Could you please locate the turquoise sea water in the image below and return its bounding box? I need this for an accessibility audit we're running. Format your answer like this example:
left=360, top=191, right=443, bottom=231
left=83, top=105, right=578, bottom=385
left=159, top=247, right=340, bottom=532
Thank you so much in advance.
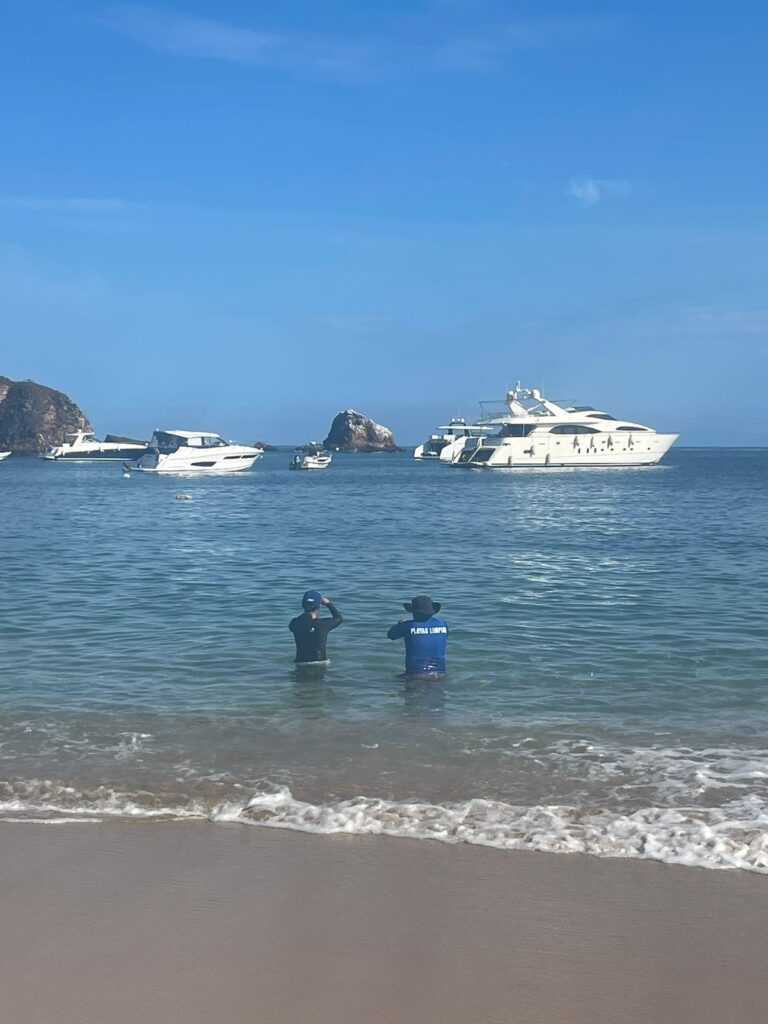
left=1, top=450, right=767, bottom=870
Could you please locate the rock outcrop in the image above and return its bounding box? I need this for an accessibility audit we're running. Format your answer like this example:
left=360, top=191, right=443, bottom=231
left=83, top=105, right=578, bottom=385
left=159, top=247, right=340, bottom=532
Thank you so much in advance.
left=0, top=376, right=91, bottom=454
left=323, top=410, right=398, bottom=452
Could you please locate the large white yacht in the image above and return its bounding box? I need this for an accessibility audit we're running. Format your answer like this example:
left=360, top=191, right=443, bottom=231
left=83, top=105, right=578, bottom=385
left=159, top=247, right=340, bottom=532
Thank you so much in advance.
left=124, top=430, right=263, bottom=474
left=450, top=384, right=678, bottom=469
left=414, top=418, right=492, bottom=459
left=40, top=430, right=147, bottom=462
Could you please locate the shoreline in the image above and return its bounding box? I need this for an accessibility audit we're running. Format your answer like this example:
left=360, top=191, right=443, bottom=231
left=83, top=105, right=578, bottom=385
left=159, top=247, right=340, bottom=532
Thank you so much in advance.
left=3, top=778, right=766, bottom=874
left=2, top=822, right=767, bottom=1024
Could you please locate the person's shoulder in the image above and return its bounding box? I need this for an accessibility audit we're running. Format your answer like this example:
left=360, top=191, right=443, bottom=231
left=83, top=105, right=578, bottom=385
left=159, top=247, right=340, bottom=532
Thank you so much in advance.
left=388, top=618, right=410, bottom=635
left=288, top=614, right=303, bottom=630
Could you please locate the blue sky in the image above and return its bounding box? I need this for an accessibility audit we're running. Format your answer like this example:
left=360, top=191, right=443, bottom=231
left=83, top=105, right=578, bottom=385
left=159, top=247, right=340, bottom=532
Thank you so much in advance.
left=1, top=0, right=766, bottom=443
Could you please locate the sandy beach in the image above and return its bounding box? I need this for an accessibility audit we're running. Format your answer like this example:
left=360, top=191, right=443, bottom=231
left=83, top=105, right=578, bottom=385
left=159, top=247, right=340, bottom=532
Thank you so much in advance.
left=1, top=823, right=766, bottom=1024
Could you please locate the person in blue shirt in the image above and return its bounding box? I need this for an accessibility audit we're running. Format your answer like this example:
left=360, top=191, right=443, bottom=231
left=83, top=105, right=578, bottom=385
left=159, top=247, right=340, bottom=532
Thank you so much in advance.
left=387, top=595, right=448, bottom=682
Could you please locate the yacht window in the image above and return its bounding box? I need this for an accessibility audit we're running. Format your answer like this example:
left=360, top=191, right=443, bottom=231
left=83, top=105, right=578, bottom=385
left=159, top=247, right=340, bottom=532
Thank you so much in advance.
left=587, top=413, right=616, bottom=420
left=499, top=423, right=537, bottom=437
left=201, top=435, right=226, bottom=448
left=549, top=424, right=601, bottom=434
left=617, top=426, right=649, bottom=431
left=154, top=432, right=184, bottom=451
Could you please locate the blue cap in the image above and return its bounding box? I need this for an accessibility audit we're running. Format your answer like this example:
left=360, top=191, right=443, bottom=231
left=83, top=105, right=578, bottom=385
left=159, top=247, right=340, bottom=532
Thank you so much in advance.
left=302, top=590, right=323, bottom=610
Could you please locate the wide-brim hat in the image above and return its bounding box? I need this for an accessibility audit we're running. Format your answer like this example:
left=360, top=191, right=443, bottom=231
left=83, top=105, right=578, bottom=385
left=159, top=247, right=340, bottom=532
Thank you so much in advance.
left=404, top=595, right=441, bottom=616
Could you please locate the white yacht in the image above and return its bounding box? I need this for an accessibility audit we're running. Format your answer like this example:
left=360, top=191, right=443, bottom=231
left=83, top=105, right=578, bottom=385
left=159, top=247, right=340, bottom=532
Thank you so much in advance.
left=451, top=384, right=678, bottom=469
left=40, top=430, right=146, bottom=462
left=0, top=451, right=10, bottom=462
left=124, top=430, right=263, bottom=474
left=414, top=418, right=492, bottom=459
left=289, top=451, right=333, bottom=471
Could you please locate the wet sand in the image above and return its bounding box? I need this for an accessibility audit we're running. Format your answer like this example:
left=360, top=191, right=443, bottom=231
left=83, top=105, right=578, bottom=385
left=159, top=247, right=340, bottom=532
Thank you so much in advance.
left=1, top=822, right=766, bottom=1024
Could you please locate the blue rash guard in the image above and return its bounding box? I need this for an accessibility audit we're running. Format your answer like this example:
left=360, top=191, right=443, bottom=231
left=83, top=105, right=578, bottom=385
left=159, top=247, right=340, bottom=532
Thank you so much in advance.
left=387, top=616, right=448, bottom=676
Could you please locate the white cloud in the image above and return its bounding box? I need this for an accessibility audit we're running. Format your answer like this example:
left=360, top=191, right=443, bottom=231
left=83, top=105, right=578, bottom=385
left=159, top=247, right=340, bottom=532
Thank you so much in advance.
left=430, top=16, right=618, bottom=72
left=106, top=5, right=372, bottom=81
left=567, top=177, right=633, bottom=207
left=105, top=5, right=618, bottom=81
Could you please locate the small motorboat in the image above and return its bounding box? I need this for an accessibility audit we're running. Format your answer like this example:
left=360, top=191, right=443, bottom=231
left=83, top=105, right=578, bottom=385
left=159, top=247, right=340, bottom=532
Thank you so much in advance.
left=289, top=451, right=333, bottom=471
left=0, top=451, right=11, bottom=462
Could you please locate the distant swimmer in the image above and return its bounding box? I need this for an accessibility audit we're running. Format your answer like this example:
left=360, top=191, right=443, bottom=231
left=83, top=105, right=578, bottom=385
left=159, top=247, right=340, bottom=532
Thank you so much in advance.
left=289, top=590, right=343, bottom=667
left=387, top=595, right=448, bottom=682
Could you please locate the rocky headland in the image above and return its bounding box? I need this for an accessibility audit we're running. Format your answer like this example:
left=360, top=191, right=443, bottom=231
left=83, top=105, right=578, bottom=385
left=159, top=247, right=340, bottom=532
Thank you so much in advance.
left=0, top=376, right=91, bottom=454
left=323, top=410, right=398, bottom=452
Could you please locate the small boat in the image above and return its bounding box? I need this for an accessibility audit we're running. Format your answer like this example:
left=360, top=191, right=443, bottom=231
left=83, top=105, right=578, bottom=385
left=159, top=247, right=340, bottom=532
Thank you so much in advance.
left=40, top=430, right=146, bottom=462
left=0, top=451, right=11, bottom=461
left=124, top=430, right=263, bottom=474
left=289, top=452, right=333, bottom=471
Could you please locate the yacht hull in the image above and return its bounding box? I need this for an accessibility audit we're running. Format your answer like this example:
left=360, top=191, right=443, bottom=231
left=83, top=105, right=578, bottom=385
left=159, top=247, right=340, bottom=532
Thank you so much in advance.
left=453, top=433, right=678, bottom=468
left=41, top=447, right=147, bottom=462
left=125, top=454, right=261, bottom=473
left=439, top=437, right=471, bottom=462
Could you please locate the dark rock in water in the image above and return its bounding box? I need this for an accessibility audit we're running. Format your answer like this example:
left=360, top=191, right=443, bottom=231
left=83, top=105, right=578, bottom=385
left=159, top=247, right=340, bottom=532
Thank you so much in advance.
left=323, top=410, right=398, bottom=452
left=0, top=375, right=91, bottom=454
left=253, top=441, right=279, bottom=452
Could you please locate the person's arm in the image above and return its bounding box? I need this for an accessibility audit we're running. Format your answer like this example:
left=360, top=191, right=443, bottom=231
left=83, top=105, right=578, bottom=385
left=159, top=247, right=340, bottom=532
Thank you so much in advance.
left=322, top=597, right=343, bottom=630
left=387, top=620, right=408, bottom=640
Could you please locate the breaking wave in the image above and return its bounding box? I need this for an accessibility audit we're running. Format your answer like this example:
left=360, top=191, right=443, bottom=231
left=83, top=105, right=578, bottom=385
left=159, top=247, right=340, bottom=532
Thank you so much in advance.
left=2, top=779, right=767, bottom=874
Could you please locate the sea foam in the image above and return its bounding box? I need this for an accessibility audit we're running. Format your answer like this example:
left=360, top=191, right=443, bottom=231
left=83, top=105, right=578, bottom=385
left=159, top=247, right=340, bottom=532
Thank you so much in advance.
left=2, top=779, right=767, bottom=874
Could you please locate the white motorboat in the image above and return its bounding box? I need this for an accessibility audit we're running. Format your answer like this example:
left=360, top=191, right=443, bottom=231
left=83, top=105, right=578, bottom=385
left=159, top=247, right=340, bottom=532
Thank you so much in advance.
left=40, top=430, right=146, bottom=462
left=290, top=451, right=332, bottom=471
left=451, top=383, right=678, bottom=469
left=414, top=418, right=492, bottom=459
left=0, top=451, right=10, bottom=461
left=124, top=430, right=263, bottom=474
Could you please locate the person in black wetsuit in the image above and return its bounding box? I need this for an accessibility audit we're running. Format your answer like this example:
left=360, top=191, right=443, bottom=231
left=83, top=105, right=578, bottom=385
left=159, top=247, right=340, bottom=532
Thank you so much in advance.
left=289, top=590, right=343, bottom=666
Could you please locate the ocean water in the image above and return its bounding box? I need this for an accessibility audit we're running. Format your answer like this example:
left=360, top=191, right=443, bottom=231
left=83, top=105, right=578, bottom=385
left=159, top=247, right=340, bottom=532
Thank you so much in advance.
left=1, top=449, right=768, bottom=871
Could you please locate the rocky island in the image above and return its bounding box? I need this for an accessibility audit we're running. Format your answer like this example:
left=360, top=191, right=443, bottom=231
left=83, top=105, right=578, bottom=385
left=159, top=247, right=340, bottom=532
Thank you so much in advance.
left=323, top=410, right=399, bottom=452
left=0, top=376, right=91, bottom=454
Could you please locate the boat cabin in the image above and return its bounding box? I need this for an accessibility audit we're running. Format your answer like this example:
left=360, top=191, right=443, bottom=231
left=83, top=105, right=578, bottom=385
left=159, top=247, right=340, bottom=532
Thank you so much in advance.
left=149, top=430, right=229, bottom=452
left=63, top=431, right=97, bottom=445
